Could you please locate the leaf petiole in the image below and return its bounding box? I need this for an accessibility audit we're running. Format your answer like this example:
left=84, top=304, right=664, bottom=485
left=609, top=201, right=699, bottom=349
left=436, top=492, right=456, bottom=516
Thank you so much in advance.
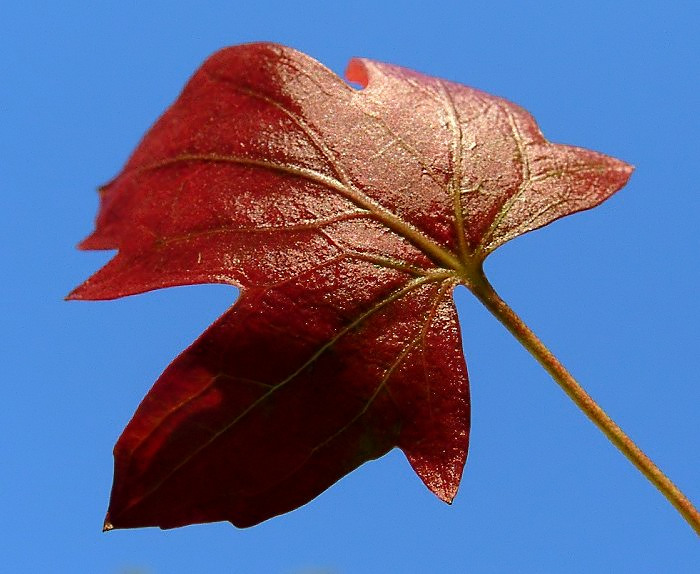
left=467, top=266, right=700, bottom=535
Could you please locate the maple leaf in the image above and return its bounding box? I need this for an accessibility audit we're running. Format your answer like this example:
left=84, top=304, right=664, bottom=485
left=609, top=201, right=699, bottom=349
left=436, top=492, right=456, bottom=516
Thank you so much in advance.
left=69, top=43, right=632, bottom=530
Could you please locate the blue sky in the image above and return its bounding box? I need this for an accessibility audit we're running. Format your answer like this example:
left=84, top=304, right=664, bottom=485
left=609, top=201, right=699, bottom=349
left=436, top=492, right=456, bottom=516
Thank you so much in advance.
left=2, top=1, right=698, bottom=572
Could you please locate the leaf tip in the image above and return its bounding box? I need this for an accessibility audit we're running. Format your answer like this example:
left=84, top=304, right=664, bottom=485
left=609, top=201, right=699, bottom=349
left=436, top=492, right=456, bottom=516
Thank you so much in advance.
left=434, top=484, right=458, bottom=505
left=75, top=234, right=108, bottom=251
left=608, top=155, right=635, bottom=182
left=407, top=455, right=463, bottom=505
left=618, top=159, right=635, bottom=179
left=64, top=290, right=79, bottom=301
left=607, top=158, right=635, bottom=200
left=344, top=58, right=369, bottom=89
left=65, top=284, right=87, bottom=301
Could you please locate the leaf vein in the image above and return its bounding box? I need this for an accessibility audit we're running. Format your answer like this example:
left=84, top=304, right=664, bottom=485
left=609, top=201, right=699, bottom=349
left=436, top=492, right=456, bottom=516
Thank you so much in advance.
left=476, top=104, right=533, bottom=254
left=134, top=153, right=463, bottom=271
left=439, top=81, right=469, bottom=259
left=304, top=279, right=452, bottom=462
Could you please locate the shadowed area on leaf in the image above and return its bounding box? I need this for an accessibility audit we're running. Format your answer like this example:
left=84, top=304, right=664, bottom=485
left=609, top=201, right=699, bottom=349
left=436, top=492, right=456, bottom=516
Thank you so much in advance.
left=105, top=259, right=469, bottom=528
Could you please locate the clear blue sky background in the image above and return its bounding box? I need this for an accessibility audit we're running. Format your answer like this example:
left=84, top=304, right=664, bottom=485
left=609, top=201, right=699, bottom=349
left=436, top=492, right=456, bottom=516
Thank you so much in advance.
left=2, top=1, right=698, bottom=572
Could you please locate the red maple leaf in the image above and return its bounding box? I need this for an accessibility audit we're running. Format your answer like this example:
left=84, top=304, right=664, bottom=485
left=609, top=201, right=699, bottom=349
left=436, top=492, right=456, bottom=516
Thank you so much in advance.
left=69, top=43, right=632, bottom=530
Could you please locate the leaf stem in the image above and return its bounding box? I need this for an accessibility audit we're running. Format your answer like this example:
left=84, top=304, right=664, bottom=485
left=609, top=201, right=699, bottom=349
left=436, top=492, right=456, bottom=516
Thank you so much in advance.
left=468, top=267, right=700, bottom=535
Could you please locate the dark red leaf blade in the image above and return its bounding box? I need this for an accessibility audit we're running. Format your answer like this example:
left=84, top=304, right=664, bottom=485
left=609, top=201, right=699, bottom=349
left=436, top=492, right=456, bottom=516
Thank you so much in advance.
left=102, top=269, right=468, bottom=529
left=69, top=43, right=632, bottom=529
